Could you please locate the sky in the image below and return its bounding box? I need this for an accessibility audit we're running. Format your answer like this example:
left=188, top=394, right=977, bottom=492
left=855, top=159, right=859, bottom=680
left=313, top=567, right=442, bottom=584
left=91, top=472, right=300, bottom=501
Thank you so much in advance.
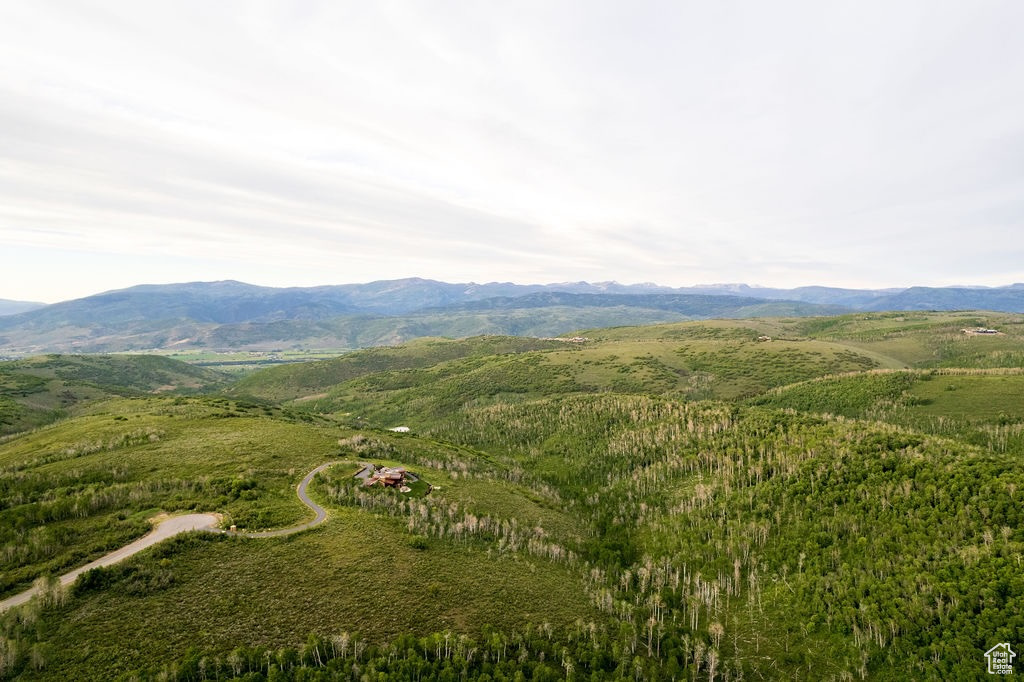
left=2, top=1, right=1024, bottom=303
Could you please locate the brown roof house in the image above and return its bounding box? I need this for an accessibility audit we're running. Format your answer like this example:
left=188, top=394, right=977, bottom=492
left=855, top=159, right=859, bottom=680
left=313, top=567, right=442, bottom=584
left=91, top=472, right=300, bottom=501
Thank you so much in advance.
left=364, top=466, right=407, bottom=488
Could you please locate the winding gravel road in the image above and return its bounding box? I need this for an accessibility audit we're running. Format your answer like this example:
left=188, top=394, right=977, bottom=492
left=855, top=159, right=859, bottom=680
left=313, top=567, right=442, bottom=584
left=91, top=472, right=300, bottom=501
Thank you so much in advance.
left=0, top=460, right=341, bottom=613
left=229, top=460, right=338, bottom=538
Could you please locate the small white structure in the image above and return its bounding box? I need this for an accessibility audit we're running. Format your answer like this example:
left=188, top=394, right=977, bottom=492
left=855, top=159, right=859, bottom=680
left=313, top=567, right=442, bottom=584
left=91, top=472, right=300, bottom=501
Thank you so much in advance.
left=388, top=426, right=410, bottom=433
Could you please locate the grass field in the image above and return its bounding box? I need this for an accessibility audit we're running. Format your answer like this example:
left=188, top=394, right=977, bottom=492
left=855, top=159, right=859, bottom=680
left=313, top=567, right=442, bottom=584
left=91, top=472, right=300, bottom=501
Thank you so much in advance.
left=0, top=396, right=343, bottom=598
left=22, top=511, right=597, bottom=679
left=752, top=367, right=1024, bottom=461
left=796, top=311, right=1024, bottom=367
left=0, top=401, right=600, bottom=678
left=228, top=336, right=568, bottom=403
left=907, top=371, right=1024, bottom=418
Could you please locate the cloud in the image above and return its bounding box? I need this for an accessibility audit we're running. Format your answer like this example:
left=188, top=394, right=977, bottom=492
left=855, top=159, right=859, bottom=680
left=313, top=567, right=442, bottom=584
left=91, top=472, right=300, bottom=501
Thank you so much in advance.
left=2, top=0, right=1024, bottom=300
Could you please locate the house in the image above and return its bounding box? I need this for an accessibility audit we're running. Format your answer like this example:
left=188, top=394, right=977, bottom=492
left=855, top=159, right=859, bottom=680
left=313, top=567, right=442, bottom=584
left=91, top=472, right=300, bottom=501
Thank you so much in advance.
left=379, top=467, right=407, bottom=487
left=363, top=466, right=408, bottom=488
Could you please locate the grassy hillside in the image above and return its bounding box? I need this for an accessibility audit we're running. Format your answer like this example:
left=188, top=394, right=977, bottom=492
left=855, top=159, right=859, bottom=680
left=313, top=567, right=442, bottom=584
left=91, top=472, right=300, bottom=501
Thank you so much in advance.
left=0, top=354, right=229, bottom=436
left=6, top=394, right=1014, bottom=679
left=0, top=401, right=599, bottom=678
left=752, top=368, right=1024, bottom=456
left=32, top=517, right=593, bottom=678
left=797, top=311, right=1024, bottom=367
left=2, top=311, right=1024, bottom=679
left=0, top=396, right=338, bottom=598
left=257, top=322, right=889, bottom=428
left=229, top=336, right=568, bottom=402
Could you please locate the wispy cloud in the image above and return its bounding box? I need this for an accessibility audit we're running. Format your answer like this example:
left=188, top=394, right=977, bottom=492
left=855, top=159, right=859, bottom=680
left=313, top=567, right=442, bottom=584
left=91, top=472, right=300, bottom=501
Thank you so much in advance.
left=2, top=1, right=1024, bottom=301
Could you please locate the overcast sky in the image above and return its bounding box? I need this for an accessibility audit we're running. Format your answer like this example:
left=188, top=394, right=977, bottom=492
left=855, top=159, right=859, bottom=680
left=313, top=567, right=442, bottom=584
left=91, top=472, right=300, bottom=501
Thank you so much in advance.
left=2, top=1, right=1024, bottom=302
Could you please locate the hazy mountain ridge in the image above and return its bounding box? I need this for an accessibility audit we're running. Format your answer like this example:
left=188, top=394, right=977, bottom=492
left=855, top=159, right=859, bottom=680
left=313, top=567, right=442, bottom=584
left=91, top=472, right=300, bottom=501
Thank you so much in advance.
left=1, top=279, right=1022, bottom=354
left=0, top=299, right=46, bottom=317
left=861, top=284, right=1024, bottom=311
left=14, top=278, right=1024, bottom=316
left=413, top=291, right=852, bottom=318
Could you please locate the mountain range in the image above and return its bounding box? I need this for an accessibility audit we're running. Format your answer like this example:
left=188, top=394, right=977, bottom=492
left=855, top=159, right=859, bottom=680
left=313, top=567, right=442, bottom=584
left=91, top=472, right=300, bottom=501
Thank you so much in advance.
left=1, top=278, right=1022, bottom=354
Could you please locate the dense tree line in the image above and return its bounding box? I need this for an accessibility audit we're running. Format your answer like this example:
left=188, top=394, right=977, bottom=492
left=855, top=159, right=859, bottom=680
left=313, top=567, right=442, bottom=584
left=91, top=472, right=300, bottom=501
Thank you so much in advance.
left=424, top=395, right=1023, bottom=679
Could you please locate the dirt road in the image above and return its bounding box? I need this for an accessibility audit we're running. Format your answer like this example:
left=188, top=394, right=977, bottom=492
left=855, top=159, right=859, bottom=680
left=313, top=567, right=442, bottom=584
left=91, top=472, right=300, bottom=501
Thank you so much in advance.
left=231, top=460, right=337, bottom=538
left=0, top=513, right=219, bottom=612
left=0, top=461, right=341, bottom=612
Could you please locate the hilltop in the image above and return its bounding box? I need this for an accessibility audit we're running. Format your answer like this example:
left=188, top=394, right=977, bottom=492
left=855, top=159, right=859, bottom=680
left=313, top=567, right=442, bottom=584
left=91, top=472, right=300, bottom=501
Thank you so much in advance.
left=231, top=310, right=1021, bottom=422
left=0, top=354, right=229, bottom=436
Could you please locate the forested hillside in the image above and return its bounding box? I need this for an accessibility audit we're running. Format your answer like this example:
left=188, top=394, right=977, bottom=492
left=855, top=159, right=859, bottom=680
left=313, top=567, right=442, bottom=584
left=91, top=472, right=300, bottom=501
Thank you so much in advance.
left=0, top=312, right=1021, bottom=680
left=0, top=354, right=228, bottom=436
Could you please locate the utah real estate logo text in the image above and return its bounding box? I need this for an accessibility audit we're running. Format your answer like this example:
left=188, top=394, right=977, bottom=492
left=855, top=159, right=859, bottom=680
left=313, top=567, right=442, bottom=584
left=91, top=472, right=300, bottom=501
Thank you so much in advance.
left=985, top=643, right=1016, bottom=675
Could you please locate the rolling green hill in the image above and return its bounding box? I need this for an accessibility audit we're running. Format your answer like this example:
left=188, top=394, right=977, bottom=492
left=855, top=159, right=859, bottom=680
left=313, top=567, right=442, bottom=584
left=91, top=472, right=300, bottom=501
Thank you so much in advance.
left=0, top=397, right=598, bottom=678
left=287, top=334, right=885, bottom=429
left=422, top=394, right=1024, bottom=681
left=233, top=317, right=908, bottom=428
left=228, top=336, right=568, bottom=403
left=0, top=354, right=229, bottom=436
left=1, top=311, right=1023, bottom=680
left=796, top=310, right=1024, bottom=367
left=752, top=368, right=1024, bottom=456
